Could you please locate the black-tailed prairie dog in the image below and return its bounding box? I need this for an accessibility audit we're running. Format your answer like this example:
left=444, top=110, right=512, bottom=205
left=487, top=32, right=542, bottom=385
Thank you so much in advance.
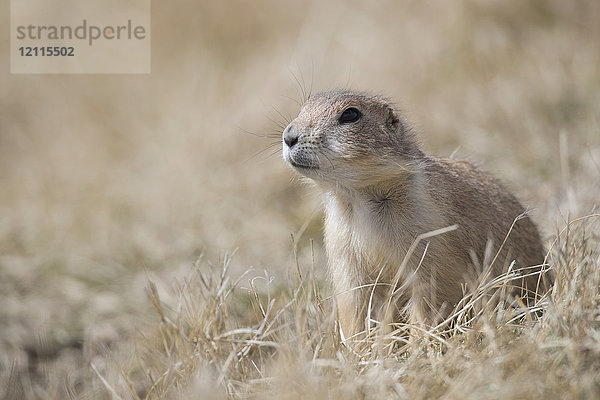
left=282, top=90, right=551, bottom=338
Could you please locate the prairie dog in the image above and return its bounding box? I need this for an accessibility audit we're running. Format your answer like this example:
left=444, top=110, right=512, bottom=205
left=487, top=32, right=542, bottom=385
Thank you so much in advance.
left=282, top=90, right=548, bottom=338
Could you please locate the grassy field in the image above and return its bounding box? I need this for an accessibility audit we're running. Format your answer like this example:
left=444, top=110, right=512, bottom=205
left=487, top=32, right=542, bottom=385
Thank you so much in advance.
left=1, top=0, right=599, bottom=398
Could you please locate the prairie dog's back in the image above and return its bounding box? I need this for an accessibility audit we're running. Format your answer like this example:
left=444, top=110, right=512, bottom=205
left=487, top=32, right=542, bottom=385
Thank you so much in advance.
left=423, top=156, right=545, bottom=278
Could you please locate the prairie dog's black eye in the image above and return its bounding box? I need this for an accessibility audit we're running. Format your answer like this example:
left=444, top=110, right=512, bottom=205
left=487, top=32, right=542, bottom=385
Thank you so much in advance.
left=339, top=107, right=361, bottom=124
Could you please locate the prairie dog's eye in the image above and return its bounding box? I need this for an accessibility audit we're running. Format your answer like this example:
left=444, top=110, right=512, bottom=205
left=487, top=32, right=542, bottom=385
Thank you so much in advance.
left=339, top=107, right=361, bottom=124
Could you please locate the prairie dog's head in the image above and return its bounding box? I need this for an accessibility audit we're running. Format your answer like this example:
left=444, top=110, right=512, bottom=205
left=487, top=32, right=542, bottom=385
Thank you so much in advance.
left=282, top=90, right=422, bottom=189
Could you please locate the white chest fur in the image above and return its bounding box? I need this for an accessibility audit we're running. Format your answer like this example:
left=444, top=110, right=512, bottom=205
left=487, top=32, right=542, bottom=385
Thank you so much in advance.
left=324, top=191, right=408, bottom=283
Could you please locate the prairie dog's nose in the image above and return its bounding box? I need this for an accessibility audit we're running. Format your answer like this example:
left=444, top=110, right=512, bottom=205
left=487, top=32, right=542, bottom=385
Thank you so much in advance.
left=283, top=123, right=299, bottom=148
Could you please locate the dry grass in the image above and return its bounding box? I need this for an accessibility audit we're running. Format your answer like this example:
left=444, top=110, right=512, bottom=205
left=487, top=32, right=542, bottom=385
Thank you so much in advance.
left=51, top=215, right=600, bottom=399
left=1, top=0, right=600, bottom=399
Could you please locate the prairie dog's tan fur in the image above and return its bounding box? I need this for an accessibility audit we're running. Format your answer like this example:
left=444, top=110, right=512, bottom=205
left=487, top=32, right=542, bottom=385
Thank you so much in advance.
left=282, top=90, right=549, bottom=338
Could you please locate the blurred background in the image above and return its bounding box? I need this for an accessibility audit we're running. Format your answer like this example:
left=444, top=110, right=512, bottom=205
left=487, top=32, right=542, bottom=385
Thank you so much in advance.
left=1, top=0, right=599, bottom=394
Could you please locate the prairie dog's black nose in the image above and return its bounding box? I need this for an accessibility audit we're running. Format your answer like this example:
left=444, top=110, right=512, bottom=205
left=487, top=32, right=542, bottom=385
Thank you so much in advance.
left=283, top=123, right=299, bottom=148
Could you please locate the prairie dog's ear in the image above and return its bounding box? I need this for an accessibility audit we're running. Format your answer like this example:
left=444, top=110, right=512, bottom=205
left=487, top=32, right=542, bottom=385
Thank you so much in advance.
left=386, top=107, right=400, bottom=127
